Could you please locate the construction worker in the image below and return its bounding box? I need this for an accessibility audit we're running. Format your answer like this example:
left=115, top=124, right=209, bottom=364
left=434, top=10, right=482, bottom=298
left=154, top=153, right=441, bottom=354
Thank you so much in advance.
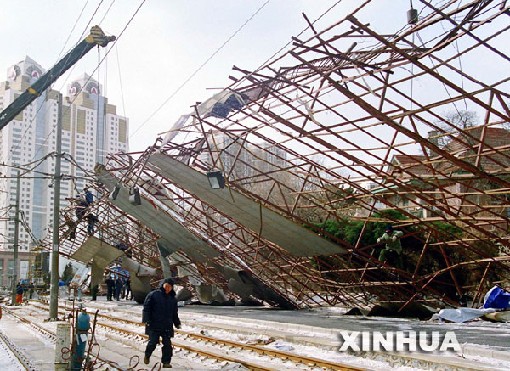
left=84, top=188, right=94, bottom=205
left=377, top=225, right=404, bottom=268
left=87, top=213, right=99, bottom=235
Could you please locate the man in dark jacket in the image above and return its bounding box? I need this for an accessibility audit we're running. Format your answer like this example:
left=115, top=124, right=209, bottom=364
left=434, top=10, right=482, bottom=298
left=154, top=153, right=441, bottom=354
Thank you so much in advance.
left=15, top=283, right=24, bottom=305
left=142, top=278, right=181, bottom=368
left=114, top=275, right=123, bottom=301
left=105, top=274, right=115, bottom=301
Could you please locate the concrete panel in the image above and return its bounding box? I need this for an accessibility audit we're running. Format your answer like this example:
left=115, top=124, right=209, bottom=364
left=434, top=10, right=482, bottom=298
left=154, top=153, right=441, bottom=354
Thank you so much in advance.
left=121, top=257, right=157, bottom=303
left=90, top=263, right=104, bottom=289
left=149, top=153, right=344, bottom=257
left=71, top=235, right=123, bottom=267
left=71, top=236, right=156, bottom=304
left=97, top=169, right=219, bottom=263
left=195, top=284, right=228, bottom=303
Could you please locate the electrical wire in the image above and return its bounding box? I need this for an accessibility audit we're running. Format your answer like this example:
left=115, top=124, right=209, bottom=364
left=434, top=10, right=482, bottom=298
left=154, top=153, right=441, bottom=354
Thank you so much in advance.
left=98, top=0, right=118, bottom=26
left=20, top=210, right=43, bottom=246
left=156, top=0, right=345, bottom=148
left=139, top=0, right=348, bottom=147
left=97, top=46, right=106, bottom=163
left=439, top=0, right=469, bottom=112
left=51, top=0, right=112, bottom=94
left=8, top=0, right=92, bottom=157
left=56, top=1, right=91, bottom=60
left=251, top=0, right=345, bottom=73
left=79, top=0, right=106, bottom=41
left=115, top=44, right=128, bottom=121
left=7, top=0, right=103, bottom=159
left=129, top=0, right=272, bottom=138
left=6, top=0, right=147, bottom=244
left=29, top=0, right=147, bottom=162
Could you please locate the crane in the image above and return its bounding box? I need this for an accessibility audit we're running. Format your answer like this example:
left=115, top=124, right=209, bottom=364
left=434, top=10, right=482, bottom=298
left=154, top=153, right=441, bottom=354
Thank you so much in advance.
left=0, top=25, right=116, bottom=130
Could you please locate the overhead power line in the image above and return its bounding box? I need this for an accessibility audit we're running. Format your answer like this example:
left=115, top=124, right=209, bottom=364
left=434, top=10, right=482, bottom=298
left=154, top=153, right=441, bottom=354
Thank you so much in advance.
left=130, top=0, right=272, bottom=139
left=34, top=0, right=147, bottom=157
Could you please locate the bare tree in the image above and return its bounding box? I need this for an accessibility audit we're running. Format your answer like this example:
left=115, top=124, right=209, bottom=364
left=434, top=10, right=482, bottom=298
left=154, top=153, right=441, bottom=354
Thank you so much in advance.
left=436, top=110, right=479, bottom=148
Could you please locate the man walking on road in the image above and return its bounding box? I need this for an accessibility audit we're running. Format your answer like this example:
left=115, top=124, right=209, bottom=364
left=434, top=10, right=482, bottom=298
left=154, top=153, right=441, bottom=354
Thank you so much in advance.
left=142, top=278, right=181, bottom=368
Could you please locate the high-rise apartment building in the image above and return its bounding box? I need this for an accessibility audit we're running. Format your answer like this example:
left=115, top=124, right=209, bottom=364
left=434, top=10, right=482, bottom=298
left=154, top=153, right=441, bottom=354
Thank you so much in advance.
left=0, top=56, right=128, bottom=286
left=202, top=131, right=289, bottom=192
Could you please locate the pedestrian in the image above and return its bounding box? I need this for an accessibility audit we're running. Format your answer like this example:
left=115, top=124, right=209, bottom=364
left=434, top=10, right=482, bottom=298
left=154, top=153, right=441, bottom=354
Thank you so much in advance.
left=75, top=198, right=88, bottom=220
left=115, top=242, right=128, bottom=252
left=64, top=214, right=76, bottom=240
left=91, top=284, right=99, bottom=301
left=15, top=283, right=24, bottom=305
left=120, top=270, right=130, bottom=299
left=142, top=278, right=181, bottom=368
left=105, top=274, right=115, bottom=301
left=114, top=276, right=123, bottom=301
left=377, top=225, right=404, bottom=268
left=28, top=282, right=35, bottom=299
left=125, top=278, right=132, bottom=300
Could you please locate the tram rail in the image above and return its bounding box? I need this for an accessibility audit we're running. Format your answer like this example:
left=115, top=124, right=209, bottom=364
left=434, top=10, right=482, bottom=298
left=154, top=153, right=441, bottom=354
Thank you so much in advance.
left=30, top=301, right=363, bottom=370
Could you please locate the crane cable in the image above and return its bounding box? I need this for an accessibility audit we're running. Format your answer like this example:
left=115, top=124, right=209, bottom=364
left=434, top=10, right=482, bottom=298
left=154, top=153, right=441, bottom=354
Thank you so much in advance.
left=8, top=1, right=90, bottom=158
left=25, top=0, right=146, bottom=164
left=7, top=0, right=104, bottom=160
left=36, top=0, right=148, bottom=236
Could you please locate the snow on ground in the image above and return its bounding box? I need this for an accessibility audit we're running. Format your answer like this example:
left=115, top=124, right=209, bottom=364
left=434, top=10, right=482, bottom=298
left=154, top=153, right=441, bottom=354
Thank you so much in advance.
left=79, top=297, right=510, bottom=370
left=0, top=307, right=55, bottom=370
left=81, top=300, right=388, bottom=369
left=3, top=296, right=510, bottom=370
left=0, top=333, right=25, bottom=371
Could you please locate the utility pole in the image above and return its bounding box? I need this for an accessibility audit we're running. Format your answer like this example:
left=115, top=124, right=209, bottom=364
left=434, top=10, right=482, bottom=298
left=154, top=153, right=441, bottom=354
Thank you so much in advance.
left=49, top=93, right=63, bottom=320
left=10, top=170, right=21, bottom=305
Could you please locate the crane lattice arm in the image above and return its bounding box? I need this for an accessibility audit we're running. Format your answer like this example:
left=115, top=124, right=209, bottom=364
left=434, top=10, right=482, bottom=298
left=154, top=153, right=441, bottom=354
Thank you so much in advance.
left=0, top=25, right=116, bottom=130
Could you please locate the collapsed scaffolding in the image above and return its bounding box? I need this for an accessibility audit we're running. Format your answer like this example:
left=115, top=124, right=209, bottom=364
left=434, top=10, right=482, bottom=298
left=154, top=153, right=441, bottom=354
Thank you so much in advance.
left=47, top=0, right=510, bottom=309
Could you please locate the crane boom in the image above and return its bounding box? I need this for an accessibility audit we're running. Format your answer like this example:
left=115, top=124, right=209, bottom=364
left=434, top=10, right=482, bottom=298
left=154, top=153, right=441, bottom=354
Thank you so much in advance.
left=0, top=25, right=116, bottom=131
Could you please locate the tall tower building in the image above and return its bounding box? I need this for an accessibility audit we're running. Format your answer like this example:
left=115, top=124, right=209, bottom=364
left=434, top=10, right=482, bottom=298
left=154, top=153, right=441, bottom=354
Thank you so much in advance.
left=0, top=56, right=128, bottom=286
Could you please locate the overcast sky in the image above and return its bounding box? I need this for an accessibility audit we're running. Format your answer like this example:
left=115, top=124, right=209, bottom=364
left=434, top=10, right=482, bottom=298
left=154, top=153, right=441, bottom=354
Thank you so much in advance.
left=0, top=0, right=414, bottom=151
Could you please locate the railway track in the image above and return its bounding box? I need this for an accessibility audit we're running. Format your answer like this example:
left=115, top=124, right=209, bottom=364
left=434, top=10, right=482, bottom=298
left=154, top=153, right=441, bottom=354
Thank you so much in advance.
left=3, top=306, right=126, bottom=370
left=0, top=318, right=33, bottom=370
left=30, top=301, right=363, bottom=370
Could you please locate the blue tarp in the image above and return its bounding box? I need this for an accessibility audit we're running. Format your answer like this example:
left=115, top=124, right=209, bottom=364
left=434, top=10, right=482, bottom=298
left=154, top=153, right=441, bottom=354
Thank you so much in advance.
left=483, top=286, right=510, bottom=309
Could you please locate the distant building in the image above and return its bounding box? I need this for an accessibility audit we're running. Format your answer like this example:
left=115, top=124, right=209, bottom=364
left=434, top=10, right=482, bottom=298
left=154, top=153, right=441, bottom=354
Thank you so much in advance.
left=385, top=154, right=434, bottom=218
left=0, top=56, right=128, bottom=286
left=434, top=126, right=510, bottom=230
left=202, top=132, right=288, bottom=183
left=364, top=126, right=510, bottom=229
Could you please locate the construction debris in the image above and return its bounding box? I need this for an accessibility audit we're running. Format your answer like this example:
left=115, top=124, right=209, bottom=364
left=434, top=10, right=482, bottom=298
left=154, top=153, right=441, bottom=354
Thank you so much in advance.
left=44, top=0, right=510, bottom=311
